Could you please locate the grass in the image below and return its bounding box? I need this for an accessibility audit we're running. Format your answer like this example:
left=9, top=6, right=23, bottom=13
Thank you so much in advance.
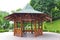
left=44, top=19, right=60, bottom=33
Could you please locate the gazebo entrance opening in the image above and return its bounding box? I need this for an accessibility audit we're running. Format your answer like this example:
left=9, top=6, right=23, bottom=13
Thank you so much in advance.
left=16, top=21, right=34, bottom=33
left=23, top=21, right=42, bottom=33
left=14, top=19, right=43, bottom=37
left=23, top=22, right=33, bottom=33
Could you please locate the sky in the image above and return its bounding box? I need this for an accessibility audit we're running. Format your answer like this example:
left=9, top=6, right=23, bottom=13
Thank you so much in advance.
left=0, top=0, right=30, bottom=12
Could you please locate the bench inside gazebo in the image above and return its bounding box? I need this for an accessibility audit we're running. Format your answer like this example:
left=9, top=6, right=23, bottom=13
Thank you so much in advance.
left=5, top=4, right=51, bottom=37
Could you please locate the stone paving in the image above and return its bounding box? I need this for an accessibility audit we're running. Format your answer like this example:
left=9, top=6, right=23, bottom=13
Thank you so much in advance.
left=0, top=32, right=60, bottom=40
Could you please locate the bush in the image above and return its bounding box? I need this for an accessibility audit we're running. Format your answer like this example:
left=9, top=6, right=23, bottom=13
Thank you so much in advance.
left=49, top=30, right=55, bottom=32
left=43, top=30, right=48, bottom=32
left=0, top=29, right=9, bottom=32
left=56, top=30, right=60, bottom=33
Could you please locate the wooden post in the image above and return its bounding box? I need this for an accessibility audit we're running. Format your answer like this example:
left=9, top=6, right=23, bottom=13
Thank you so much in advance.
left=38, top=21, right=40, bottom=29
left=20, top=20, right=23, bottom=37
left=38, top=21, right=40, bottom=35
left=41, top=22, right=43, bottom=35
left=34, top=20, right=37, bottom=37
left=40, top=22, right=43, bottom=35
left=31, top=21, right=33, bottom=34
left=23, top=21, right=24, bottom=32
left=38, top=21, right=43, bottom=35
left=14, top=20, right=17, bottom=36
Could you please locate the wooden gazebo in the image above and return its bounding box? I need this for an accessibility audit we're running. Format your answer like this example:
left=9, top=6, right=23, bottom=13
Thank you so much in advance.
left=5, top=4, right=51, bottom=37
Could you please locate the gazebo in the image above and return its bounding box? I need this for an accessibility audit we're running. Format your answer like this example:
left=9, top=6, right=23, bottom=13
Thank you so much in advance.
left=5, top=4, right=51, bottom=37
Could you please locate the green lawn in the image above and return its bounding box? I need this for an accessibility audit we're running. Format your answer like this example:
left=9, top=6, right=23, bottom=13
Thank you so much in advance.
left=44, top=19, right=60, bottom=33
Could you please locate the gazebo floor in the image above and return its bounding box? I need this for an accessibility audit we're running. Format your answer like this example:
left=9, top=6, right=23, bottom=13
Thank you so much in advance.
left=0, top=32, right=60, bottom=40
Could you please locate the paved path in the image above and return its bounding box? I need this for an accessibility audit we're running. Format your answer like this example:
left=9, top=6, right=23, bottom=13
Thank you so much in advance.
left=0, top=32, right=60, bottom=40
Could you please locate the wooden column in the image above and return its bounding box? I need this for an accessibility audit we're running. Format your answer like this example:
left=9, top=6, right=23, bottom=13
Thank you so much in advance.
left=34, top=20, right=37, bottom=37
left=31, top=21, right=33, bottom=34
left=38, top=21, right=40, bottom=35
left=20, top=20, right=23, bottom=37
left=14, top=20, right=17, bottom=36
left=23, top=21, right=24, bottom=32
left=38, top=21, right=43, bottom=35
left=41, top=22, right=43, bottom=35
left=38, top=21, right=40, bottom=29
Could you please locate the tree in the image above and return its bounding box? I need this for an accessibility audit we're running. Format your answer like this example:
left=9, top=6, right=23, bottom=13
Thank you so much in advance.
left=16, top=8, right=21, bottom=11
left=0, top=11, right=10, bottom=29
left=11, top=8, right=21, bottom=13
left=30, top=0, right=60, bottom=20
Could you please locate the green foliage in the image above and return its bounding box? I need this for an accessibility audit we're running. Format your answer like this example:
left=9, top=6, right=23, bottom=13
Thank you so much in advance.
left=0, top=11, right=10, bottom=30
left=0, top=29, right=9, bottom=32
left=44, top=19, right=60, bottom=33
left=30, top=0, right=60, bottom=20
left=17, top=22, right=21, bottom=28
left=11, top=8, right=21, bottom=12
left=16, top=8, right=21, bottom=11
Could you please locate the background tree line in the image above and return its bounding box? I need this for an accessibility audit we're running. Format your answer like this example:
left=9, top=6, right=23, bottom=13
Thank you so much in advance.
left=30, top=0, right=60, bottom=20
left=0, top=8, right=21, bottom=32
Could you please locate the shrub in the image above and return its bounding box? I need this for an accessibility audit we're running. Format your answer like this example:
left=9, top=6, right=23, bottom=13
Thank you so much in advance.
left=43, top=30, right=48, bottom=32
left=56, top=30, right=60, bottom=33
left=0, top=29, right=9, bottom=32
